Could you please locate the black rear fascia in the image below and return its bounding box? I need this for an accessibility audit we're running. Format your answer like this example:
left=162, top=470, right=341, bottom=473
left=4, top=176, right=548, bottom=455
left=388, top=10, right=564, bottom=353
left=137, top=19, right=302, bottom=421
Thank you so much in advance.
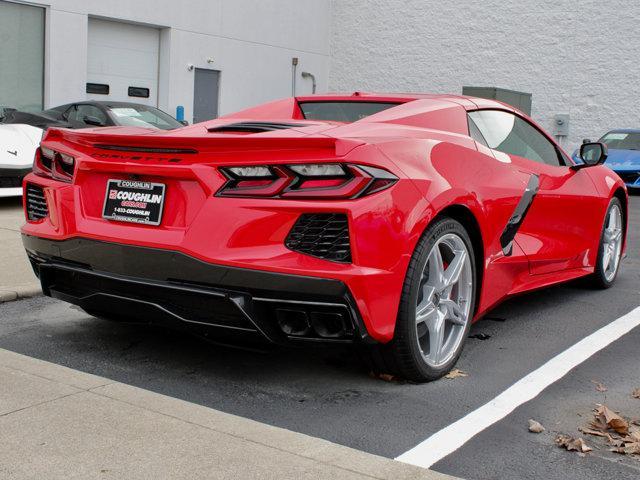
left=23, top=236, right=371, bottom=345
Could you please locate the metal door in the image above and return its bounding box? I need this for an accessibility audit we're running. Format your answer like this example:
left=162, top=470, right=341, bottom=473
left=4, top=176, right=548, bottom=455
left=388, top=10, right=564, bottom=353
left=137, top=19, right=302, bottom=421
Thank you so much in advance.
left=193, top=69, right=220, bottom=124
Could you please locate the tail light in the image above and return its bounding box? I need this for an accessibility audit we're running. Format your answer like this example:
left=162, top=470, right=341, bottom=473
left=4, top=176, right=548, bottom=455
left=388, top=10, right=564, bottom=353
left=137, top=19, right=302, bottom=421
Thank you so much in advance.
left=33, top=146, right=76, bottom=182
left=217, top=163, right=397, bottom=199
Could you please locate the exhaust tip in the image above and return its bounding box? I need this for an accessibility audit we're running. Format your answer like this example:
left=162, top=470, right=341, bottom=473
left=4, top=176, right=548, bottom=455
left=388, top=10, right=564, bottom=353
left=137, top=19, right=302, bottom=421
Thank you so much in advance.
left=276, top=309, right=310, bottom=336
left=310, top=312, right=346, bottom=338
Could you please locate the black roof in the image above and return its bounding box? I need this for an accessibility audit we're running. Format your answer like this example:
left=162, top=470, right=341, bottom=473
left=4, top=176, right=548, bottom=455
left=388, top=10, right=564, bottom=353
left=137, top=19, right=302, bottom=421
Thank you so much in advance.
left=54, top=101, right=156, bottom=110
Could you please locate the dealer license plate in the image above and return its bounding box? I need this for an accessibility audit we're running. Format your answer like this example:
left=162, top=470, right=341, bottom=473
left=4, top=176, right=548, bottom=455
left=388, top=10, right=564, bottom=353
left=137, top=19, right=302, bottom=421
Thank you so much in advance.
left=102, top=179, right=166, bottom=226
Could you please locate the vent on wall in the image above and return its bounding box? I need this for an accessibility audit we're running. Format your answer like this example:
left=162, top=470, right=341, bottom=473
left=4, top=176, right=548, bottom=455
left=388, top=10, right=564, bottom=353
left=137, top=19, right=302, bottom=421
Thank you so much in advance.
left=128, top=86, right=150, bottom=98
left=86, top=83, right=109, bottom=95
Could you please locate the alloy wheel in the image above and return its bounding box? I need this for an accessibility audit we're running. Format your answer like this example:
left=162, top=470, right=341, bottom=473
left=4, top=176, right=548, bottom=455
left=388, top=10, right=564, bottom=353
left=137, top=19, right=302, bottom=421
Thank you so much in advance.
left=415, top=233, right=473, bottom=368
left=602, top=204, right=623, bottom=282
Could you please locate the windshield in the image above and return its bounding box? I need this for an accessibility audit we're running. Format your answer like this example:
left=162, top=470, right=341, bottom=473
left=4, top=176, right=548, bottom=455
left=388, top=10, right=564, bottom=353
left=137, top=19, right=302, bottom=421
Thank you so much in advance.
left=598, top=131, right=640, bottom=150
left=109, top=106, right=183, bottom=130
left=298, top=101, right=399, bottom=122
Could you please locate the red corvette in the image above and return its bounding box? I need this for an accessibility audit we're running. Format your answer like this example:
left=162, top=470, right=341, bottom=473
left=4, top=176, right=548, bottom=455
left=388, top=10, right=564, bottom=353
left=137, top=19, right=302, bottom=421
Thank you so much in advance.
left=21, top=93, right=627, bottom=381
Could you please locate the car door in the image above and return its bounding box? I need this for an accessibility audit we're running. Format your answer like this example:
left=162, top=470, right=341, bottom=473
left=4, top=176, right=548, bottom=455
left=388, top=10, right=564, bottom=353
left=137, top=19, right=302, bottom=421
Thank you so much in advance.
left=468, top=109, right=604, bottom=275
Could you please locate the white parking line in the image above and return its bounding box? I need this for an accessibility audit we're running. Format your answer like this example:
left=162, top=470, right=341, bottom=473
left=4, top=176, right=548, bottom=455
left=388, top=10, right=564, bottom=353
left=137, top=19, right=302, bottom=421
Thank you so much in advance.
left=396, top=305, right=640, bottom=469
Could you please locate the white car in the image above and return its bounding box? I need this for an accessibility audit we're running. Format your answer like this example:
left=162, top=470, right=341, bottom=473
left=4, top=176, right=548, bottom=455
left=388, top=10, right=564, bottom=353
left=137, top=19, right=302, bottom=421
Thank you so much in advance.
left=0, top=101, right=185, bottom=197
left=0, top=123, right=43, bottom=198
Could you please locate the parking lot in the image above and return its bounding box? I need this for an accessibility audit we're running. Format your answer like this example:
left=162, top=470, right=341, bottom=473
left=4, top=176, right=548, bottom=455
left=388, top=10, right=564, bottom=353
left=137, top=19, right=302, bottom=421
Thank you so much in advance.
left=1, top=195, right=639, bottom=480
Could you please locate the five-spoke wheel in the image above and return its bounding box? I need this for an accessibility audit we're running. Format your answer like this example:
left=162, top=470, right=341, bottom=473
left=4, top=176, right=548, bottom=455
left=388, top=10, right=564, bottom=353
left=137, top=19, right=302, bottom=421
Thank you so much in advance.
left=415, top=233, right=473, bottom=368
left=590, top=197, right=624, bottom=288
left=364, top=216, right=476, bottom=382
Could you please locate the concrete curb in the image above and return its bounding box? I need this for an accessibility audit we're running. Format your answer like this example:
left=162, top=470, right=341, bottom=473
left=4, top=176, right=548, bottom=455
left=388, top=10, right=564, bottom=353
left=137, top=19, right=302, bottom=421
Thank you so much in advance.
left=0, top=348, right=460, bottom=480
left=0, top=283, right=42, bottom=303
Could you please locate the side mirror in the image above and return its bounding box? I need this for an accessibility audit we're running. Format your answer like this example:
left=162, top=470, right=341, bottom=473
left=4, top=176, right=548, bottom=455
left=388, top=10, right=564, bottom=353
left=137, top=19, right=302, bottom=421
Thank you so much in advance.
left=574, top=142, right=608, bottom=169
left=582, top=138, right=592, bottom=144
left=83, top=115, right=105, bottom=127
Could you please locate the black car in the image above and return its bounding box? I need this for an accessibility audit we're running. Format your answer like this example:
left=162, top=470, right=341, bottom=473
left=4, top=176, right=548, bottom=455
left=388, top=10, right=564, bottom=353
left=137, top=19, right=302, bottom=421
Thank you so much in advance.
left=2, top=101, right=185, bottom=130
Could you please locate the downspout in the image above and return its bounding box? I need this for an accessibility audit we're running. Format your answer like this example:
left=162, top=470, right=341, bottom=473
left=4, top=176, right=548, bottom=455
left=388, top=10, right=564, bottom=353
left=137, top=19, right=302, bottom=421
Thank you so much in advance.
left=301, top=71, right=317, bottom=94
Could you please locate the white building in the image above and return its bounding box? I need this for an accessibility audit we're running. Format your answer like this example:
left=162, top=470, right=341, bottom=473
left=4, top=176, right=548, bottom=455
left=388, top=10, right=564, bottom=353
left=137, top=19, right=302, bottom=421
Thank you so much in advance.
left=1, top=0, right=636, bottom=148
left=0, top=0, right=330, bottom=124
left=330, top=0, right=640, bottom=150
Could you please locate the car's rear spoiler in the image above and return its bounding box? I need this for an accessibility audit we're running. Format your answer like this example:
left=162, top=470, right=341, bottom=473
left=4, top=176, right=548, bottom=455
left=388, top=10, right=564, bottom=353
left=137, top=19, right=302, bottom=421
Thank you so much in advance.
left=42, top=127, right=364, bottom=157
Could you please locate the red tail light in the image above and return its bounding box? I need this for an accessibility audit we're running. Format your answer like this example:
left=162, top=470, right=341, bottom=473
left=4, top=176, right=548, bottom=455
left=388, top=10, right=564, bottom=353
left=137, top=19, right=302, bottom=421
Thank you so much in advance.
left=217, top=164, right=397, bottom=199
left=33, top=146, right=75, bottom=183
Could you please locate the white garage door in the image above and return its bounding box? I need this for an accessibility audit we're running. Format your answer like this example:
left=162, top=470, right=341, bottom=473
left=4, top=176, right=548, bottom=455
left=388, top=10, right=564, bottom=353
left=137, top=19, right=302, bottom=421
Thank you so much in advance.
left=87, top=18, right=159, bottom=107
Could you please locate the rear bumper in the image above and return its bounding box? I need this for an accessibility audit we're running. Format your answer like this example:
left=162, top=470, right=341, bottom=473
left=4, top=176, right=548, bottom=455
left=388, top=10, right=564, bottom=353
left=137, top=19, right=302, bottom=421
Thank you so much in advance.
left=23, top=235, right=372, bottom=345
left=0, top=167, right=30, bottom=194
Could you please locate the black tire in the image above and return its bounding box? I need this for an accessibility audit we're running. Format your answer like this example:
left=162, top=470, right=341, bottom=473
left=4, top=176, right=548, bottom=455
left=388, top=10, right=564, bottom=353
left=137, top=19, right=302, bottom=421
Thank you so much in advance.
left=361, top=217, right=477, bottom=382
left=588, top=197, right=624, bottom=289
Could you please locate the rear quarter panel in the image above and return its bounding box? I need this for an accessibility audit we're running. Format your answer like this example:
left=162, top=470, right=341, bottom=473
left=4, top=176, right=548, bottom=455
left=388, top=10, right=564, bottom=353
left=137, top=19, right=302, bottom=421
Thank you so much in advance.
left=374, top=137, right=535, bottom=318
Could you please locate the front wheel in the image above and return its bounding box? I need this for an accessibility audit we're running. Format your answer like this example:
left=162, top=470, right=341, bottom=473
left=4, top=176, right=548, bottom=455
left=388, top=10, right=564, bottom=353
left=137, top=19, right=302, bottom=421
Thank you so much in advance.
left=589, top=197, right=624, bottom=289
left=363, top=217, right=476, bottom=382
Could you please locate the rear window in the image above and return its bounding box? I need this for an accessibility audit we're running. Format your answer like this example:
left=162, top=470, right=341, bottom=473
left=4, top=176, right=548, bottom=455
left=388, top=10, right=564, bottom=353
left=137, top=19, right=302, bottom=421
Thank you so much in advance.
left=298, top=101, right=399, bottom=122
left=109, top=105, right=183, bottom=130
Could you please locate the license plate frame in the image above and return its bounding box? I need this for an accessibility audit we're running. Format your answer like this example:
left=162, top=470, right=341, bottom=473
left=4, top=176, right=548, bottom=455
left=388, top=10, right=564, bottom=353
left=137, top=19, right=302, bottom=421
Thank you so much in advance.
left=102, top=179, right=166, bottom=226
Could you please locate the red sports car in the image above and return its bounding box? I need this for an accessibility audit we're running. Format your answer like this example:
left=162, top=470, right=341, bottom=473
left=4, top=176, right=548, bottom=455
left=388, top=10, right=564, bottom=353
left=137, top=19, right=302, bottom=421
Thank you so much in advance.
left=21, top=93, right=627, bottom=381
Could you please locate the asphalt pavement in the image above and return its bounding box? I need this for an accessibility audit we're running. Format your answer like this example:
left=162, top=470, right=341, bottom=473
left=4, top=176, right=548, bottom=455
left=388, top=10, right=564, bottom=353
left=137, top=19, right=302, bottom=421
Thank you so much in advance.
left=1, top=195, right=640, bottom=479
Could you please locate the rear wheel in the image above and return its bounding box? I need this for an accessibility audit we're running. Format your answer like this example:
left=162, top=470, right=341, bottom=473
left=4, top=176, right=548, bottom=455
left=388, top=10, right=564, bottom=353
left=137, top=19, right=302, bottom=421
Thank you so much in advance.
left=363, top=217, right=476, bottom=382
left=589, top=197, right=624, bottom=289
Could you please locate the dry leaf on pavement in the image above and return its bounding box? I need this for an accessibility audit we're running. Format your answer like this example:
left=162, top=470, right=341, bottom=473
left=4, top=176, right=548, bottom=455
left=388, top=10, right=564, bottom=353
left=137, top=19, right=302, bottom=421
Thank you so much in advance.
left=591, top=380, right=608, bottom=393
left=580, top=404, right=640, bottom=456
left=528, top=419, right=545, bottom=433
left=632, top=388, right=640, bottom=399
left=579, top=427, right=614, bottom=443
left=611, top=443, right=640, bottom=455
left=594, top=405, right=629, bottom=435
left=369, top=372, right=398, bottom=382
left=444, top=369, right=468, bottom=379
left=555, top=435, right=592, bottom=453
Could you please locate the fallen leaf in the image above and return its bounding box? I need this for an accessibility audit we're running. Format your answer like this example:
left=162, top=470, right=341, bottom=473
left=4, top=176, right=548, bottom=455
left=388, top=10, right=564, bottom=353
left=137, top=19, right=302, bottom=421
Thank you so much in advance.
left=592, top=380, right=608, bottom=393
left=444, top=369, right=468, bottom=379
left=377, top=373, right=396, bottom=382
left=589, top=418, right=609, bottom=432
left=632, top=388, right=640, bottom=399
left=528, top=419, right=545, bottom=433
left=594, top=405, right=629, bottom=435
left=611, top=442, right=640, bottom=455
left=579, top=427, right=614, bottom=443
left=556, top=434, right=592, bottom=453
